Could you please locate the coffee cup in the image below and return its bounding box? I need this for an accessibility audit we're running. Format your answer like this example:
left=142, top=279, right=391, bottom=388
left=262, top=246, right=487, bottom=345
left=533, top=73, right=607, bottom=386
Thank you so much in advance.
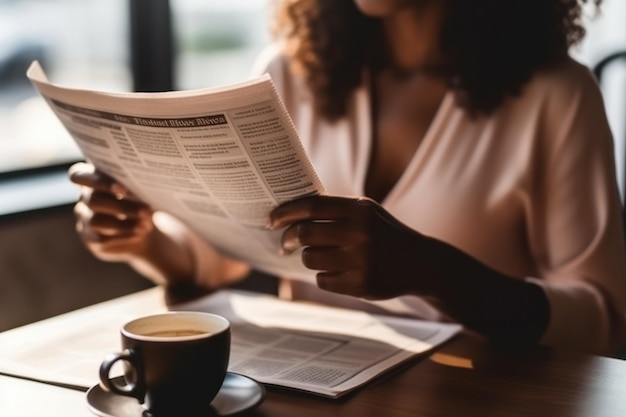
left=99, top=311, right=230, bottom=416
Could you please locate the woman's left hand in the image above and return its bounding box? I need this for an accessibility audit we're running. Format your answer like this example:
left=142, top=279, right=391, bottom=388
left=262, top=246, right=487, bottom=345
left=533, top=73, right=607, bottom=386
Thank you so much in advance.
left=267, top=195, right=441, bottom=299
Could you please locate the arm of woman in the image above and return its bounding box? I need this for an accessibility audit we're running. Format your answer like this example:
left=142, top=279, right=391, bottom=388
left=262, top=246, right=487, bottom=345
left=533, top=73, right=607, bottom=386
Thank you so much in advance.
left=268, top=195, right=550, bottom=346
left=520, top=63, right=626, bottom=355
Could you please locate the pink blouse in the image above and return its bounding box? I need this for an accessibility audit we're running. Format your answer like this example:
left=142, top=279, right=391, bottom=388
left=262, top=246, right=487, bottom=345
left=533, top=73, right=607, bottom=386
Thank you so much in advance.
left=176, top=48, right=626, bottom=355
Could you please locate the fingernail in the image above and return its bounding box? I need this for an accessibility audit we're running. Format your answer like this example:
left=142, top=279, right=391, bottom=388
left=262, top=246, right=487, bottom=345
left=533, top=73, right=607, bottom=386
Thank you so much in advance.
left=111, top=183, right=126, bottom=196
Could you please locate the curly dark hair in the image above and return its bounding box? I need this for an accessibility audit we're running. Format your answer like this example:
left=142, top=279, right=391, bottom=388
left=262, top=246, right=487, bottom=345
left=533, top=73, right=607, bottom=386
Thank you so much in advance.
left=274, top=0, right=601, bottom=121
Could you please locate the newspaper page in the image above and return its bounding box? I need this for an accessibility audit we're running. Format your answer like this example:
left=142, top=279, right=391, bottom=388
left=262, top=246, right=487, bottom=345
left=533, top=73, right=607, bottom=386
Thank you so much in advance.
left=26, top=61, right=324, bottom=283
left=0, top=288, right=461, bottom=398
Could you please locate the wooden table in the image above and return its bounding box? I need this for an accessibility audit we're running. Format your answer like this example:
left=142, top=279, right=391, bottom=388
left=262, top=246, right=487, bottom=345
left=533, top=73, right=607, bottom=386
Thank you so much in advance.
left=2, top=305, right=626, bottom=416
left=258, top=333, right=626, bottom=417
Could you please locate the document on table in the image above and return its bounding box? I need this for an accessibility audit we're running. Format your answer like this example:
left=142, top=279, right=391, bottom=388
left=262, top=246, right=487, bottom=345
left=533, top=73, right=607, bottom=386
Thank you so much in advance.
left=0, top=288, right=461, bottom=398
left=27, top=61, right=325, bottom=284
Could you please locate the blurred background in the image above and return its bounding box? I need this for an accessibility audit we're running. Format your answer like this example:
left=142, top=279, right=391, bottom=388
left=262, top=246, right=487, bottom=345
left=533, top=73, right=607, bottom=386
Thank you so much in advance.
left=1, top=0, right=625, bottom=179
left=0, top=0, right=624, bottom=330
left=0, top=0, right=271, bottom=175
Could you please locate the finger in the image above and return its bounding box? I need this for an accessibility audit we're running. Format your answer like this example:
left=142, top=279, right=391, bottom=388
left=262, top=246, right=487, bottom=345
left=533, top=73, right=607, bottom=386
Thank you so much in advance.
left=88, top=212, right=151, bottom=237
left=68, top=162, right=142, bottom=201
left=75, top=201, right=151, bottom=237
left=79, top=226, right=147, bottom=258
left=316, top=270, right=368, bottom=298
left=280, top=221, right=362, bottom=254
left=78, top=221, right=141, bottom=243
left=301, top=246, right=365, bottom=271
left=78, top=215, right=149, bottom=241
left=69, top=162, right=117, bottom=191
left=269, top=195, right=372, bottom=229
left=82, top=191, right=151, bottom=219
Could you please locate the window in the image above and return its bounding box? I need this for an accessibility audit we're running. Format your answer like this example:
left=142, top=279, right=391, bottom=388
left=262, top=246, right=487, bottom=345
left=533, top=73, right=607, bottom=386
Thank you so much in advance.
left=171, top=0, right=271, bottom=90
left=574, top=0, right=626, bottom=199
left=0, top=0, right=130, bottom=174
left=0, top=0, right=272, bottom=176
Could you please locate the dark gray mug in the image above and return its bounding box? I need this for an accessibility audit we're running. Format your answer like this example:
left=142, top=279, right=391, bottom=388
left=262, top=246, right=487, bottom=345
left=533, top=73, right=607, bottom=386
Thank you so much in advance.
left=99, top=311, right=230, bottom=416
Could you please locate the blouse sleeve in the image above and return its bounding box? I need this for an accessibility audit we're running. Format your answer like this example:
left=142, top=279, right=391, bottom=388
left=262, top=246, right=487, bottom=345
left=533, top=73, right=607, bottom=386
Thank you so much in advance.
left=527, top=62, right=626, bottom=355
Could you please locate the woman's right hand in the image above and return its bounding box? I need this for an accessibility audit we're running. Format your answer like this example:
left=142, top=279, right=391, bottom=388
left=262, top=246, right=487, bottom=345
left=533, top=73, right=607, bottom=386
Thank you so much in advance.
left=68, top=162, right=155, bottom=264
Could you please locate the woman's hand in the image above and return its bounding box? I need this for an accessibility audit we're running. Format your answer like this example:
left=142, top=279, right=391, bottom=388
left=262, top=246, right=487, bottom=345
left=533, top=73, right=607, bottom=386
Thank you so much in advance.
left=69, top=162, right=155, bottom=263
left=267, top=195, right=442, bottom=300
left=268, top=195, right=550, bottom=345
left=68, top=162, right=194, bottom=286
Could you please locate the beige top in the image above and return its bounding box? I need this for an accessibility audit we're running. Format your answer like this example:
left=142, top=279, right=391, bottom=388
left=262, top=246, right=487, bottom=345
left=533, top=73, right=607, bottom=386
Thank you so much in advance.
left=174, top=48, right=626, bottom=355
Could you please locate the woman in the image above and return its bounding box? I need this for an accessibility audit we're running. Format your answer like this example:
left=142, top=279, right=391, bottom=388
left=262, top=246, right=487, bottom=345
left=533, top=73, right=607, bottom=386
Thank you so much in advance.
left=70, top=0, right=626, bottom=355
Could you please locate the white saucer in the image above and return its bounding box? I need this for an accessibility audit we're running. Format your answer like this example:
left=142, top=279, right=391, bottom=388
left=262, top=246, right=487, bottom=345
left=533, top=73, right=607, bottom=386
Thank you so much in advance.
left=86, top=372, right=265, bottom=416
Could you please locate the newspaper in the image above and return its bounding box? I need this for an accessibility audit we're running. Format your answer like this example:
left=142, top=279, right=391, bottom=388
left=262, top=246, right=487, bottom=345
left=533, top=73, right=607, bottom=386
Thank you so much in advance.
left=27, top=61, right=324, bottom=283
left=0, top=288, right=461, bottom=398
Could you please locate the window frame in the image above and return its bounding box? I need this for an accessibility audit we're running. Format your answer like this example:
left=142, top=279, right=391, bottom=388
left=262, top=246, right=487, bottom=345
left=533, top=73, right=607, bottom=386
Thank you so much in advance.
left=0, top=0, right=175, bottom=215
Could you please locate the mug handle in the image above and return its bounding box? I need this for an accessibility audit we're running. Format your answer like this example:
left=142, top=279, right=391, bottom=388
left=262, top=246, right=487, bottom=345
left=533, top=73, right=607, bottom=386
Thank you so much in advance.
left=99, top=349, right=146, bottom=403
